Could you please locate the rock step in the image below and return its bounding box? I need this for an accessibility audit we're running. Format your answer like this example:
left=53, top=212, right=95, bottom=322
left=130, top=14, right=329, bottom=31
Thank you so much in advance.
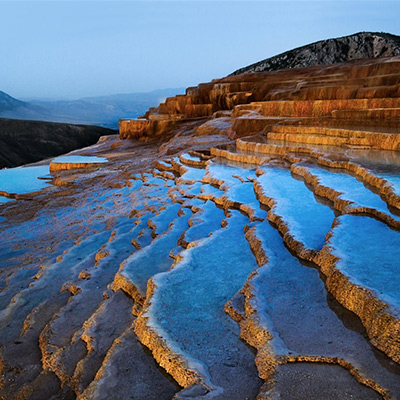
left=241, top=221, right=400, bottom=398
left=267, top=132, right=359, bottom=148
left=254, top=166, right=335, bottom=258
left=236, top=137, right=343, bottom=156
left=40, top=222, right=139, bottom=389
left=269, top=126, right=400, bottom=151
left=136, top=211, right=263, bottom=398
left=315, top=215, right=400, bottom=364
left=267, top=84, right=400, bottom=102
left=72, top=291, right=135, bottom=395
left=271, top=124, right=400, bottom=138
left=228, top=115, right=283, bottom=139
left=211, top=146, right=272, bottom=166
left=332, top=108, right=400, bottom=119
left=291, top=163, right=400, bottom=230
left=271, top=363, right=383, bottom=400
left=236, top=137, right=400, bottom=212
left=281, top=116, right=400, bottom=130
left=288, top=73, right=400, bottom=89
left=210, top=90, right=254, bottom=109
left=81, top=327, right=179, bottom=400
left=181, top=200, right=225, bottom=247
left=233, top=98, right=400, bottom=118
left=114, top=207, right=192, bottom=301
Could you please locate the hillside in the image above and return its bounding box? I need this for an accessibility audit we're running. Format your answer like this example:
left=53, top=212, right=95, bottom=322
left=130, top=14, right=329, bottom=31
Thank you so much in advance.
left=0, top=90, right=28, bottom=111
left=230, top=31, right=400, bottom=75
left=0, top=88, right=184, bottom=129
left=0, top=118, right=115, bottom=168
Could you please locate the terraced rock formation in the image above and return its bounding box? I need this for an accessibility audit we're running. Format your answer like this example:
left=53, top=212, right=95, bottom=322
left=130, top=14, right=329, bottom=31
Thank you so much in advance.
left=1, top=54, right=400, bottom=399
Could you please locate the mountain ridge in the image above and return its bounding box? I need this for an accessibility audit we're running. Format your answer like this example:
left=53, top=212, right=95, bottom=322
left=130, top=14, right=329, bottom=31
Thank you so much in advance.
left=230, top=31, right=400, bottom=76
left=0, top=88, right=185, bottom=129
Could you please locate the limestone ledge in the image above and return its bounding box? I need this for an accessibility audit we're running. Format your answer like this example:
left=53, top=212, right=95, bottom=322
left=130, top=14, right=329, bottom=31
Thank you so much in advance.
left=119, top=57, right=400, bottom=141
left=209, top=145, right=400, bottom=364
left=314, top=219, right=400, bottom=365
left=236, top=138, right=400, bottom=210
left=226, top=226, right=391, bottom=400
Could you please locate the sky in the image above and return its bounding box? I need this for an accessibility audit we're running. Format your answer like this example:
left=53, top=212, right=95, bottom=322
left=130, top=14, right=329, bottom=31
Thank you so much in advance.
left=0, top=1, right=399, bottom=100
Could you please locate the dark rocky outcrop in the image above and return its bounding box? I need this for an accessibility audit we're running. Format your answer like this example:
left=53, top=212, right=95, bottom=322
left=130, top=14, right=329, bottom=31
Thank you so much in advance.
left=0, top=118, right=115, bottom=168
left=230, top=32, right=400, bottom=75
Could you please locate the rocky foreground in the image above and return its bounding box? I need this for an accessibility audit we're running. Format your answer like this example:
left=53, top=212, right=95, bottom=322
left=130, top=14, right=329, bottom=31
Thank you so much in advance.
left=1, top=56, right=400, bottom=399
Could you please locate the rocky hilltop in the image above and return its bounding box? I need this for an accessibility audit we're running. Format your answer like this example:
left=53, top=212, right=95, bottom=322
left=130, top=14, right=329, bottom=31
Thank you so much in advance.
left=1, top=40, right=400, bottom=399
left=230, top=32, right=400, bottom=75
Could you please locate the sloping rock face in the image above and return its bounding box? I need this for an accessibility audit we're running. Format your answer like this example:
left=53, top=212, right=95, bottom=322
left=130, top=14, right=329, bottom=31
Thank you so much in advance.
left=230, top=32, right=400, bottom=75
left=1, top=55, right=400, bottom=399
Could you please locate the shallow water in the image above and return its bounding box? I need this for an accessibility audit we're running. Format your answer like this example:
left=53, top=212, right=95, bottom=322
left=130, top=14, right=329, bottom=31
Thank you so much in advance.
left=206, top=161, right=258, bottom=187
left=0, top=165, right=50, bottom=195
left=346, top=149, right=400, bottom=196
left=178, top=165, right=206, bottom=182
left=146, top=211, right=262, bottom=398
left=227, top=182, right=267, bottom=219
left=330, top=214, right=400, bottom=314
left=0, top=197, right=14, bottom=204
left=183, top=200, right=225, bottom=245
left=51, top=155, right=108, bottom=164
left=257, top=166, right=335, bottom=250
left=251, top=220, right=400, bottom=395
left=180, top=153, right=202, bottom=162
left=2, top=142, right=400, bottom=398
left=121, top=208, right=192, bottom=296
left=150, top=203, right=182, bottom=236
left=304, top=164, right=400, bottom=219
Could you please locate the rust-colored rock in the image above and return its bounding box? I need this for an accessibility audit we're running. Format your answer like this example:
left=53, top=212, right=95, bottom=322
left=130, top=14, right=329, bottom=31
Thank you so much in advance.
left=120, top=56, right=400, bottom=148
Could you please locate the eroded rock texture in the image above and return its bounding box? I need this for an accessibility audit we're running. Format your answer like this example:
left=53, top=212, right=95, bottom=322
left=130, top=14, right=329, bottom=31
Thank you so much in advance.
left=1, top=55, right=400, bottom=399
left=230, top=32, right=400, bottom=75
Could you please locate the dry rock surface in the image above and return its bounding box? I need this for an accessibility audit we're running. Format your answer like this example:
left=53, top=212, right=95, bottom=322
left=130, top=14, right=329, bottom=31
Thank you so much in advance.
left=1, top=55, right=400, bottom=399
left=230, top=32, right=400, bottom=75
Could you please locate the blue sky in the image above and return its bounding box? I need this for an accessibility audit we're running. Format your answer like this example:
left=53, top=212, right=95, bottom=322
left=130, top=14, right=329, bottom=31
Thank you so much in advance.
left=1, top=1, right=399, bottom=99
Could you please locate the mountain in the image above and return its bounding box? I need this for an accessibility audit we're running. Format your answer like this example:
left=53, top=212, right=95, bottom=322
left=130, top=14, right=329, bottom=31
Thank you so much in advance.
left=0, top=88, right=185, bottom=129
left=0, top=118, right=115, bottom=169
left=0, top=91, right=27, bottom=111
left=230, top=32, right=400, bottom=75
left=0, top=90, right=48, bottom=118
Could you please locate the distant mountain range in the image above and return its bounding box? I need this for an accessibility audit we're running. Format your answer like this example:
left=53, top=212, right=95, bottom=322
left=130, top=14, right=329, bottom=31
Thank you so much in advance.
left=0, top=88, right=184, bottom=129
left=230, top=31, right=400, bottom=75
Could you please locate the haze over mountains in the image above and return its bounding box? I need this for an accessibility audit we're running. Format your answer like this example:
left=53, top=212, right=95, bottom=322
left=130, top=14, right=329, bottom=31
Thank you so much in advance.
left=0, top=88, right=184, bottom=129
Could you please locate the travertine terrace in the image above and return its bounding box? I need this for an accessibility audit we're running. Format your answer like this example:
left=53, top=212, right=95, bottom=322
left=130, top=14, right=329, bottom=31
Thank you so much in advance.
left=1, top=56, right=400, bottom=399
